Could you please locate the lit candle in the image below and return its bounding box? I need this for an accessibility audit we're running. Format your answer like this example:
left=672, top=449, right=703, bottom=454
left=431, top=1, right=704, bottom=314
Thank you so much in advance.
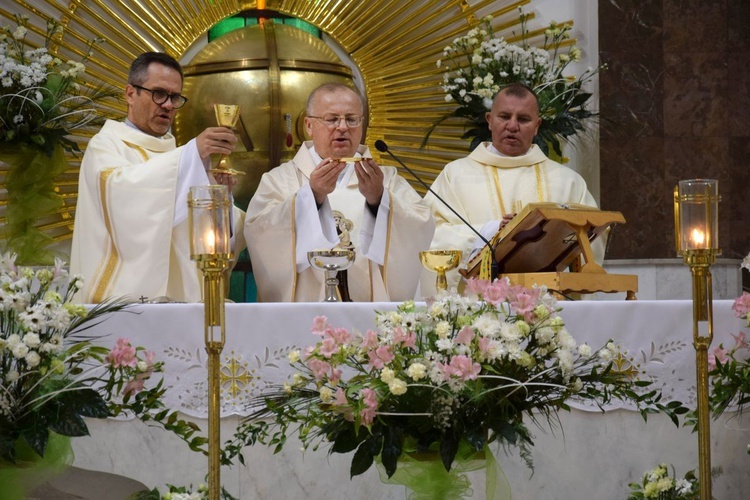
left=691, top=228, right=705, bottom=247
left=205, top=229, right=216, bottom=254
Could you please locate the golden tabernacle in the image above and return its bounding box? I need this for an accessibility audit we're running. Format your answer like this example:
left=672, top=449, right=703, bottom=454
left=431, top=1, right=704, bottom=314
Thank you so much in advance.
left=460, top=203, right=639, bottom=299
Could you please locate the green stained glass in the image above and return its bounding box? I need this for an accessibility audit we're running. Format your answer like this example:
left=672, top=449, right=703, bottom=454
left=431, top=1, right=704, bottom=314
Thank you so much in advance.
left=208, top=17, right=245, bottom=41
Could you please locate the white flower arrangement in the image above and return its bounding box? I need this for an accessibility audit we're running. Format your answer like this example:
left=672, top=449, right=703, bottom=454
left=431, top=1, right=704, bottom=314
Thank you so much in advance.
left=627, top=463, right=698, bottom=499
left=0, top=14, right=112, bottom=154
left=427, top=9, right=604, bottom=156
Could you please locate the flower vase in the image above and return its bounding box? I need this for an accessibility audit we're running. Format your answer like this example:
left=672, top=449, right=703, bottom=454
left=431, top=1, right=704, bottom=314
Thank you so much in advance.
left=377, top=444, right=510, bottom=500
left=0, top=141, right=67, bottom=265
left=0, top=432, right=74, bottom=500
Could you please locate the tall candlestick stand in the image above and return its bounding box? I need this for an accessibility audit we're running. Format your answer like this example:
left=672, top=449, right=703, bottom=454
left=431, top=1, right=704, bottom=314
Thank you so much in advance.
left=674, top=179, right=721, bottom=500
left=188, top=185, right=232, bottom=500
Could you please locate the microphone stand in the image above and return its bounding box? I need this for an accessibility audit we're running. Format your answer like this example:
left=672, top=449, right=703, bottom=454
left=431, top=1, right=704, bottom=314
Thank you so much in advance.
left=374, top=140, right=499, bottom=281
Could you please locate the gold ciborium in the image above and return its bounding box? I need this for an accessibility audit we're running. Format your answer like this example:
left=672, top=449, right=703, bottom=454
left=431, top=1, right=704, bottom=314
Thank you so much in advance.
left=420, top=250, right=462, bottom=292
left=211, top=104, right=244, bottom=176
left=308, top=249, right=356, bottom=302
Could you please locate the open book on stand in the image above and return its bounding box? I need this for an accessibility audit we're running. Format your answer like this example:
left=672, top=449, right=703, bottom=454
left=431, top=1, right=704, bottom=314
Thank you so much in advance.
left=459, top=202, right=638, bottom=299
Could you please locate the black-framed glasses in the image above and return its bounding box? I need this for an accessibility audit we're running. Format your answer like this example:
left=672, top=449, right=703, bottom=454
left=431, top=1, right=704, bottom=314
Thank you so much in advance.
left=308, top=114, right=364, bottom=128
left=132, top=84, right=188, bottom=108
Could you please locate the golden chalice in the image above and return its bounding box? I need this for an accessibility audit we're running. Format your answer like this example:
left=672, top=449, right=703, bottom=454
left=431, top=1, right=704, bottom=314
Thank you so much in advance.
left=420, top=250, right=462, bottom=292
left=210, top=104, right=244, bottom=176
left=308, top=249, right=356, bottom=302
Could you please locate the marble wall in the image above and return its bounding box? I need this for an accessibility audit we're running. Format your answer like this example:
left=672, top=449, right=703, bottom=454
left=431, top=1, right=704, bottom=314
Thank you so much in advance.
left=598, top=0, right=750, bottom=260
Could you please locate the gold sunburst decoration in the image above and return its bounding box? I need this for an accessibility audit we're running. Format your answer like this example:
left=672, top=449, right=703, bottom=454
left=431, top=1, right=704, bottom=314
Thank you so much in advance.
left=0, top=0, right=562, bottom=246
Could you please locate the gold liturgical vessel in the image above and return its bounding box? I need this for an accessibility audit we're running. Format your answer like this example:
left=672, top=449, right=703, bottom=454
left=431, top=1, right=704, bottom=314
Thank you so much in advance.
left=188, top=185, right=232, bottom=500
left=420, top=250, right=462, bottom=292
left=674, top=179, right=721, bottom=500
left=211, top=104, right=244, bottom=176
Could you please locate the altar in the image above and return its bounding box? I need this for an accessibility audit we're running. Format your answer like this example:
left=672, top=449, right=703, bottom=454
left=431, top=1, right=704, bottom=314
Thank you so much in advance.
left=71, top=300, right=749, bottom=499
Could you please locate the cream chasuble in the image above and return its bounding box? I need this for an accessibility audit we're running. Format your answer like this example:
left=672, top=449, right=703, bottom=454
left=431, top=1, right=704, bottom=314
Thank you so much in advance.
left=70, top=120, right=244, bottom=303
left=245, top=142, right=434, bottom=302
left=422, top=142, right=605, bottom=295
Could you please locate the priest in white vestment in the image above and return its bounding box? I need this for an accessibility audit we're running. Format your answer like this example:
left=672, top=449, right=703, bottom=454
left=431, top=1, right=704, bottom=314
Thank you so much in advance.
left=422, top=83, right=604, bottom=296
left=245, top=83, right=434, bottom=302
left=70, top=52, right=244, bottom=303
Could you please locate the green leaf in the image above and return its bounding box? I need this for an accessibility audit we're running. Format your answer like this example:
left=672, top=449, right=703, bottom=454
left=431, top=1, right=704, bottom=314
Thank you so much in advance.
left=350, top=435, right=381, bottom=478
left=439, top=432, right=459, bottom=472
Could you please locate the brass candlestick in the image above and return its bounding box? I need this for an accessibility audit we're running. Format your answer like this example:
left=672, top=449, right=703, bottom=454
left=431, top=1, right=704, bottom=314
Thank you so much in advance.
left=211, top=104, right=244, bottom=176
left=674, top=179, right=721, bottom=500
left=188, top=185, right=232, bottom=500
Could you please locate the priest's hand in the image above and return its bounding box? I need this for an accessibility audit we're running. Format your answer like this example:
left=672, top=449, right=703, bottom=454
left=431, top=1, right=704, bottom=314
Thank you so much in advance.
left=196, top=127, right=238, bottom=161
left=310, top=158, right=346, bottom=205
left=212, top=171, right=238, bottom=191
left=354, top=158, right=384, bottom=207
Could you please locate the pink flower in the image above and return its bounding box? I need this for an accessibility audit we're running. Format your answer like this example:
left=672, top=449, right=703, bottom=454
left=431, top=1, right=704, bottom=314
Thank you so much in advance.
left=362, top=330, right=379, bottom=350
left=360, top=388, right=378, bottom=425
left=392, top=326, right=416, bottom=349
left=445, top=355, right=481, bottom=380
left=106, top=338, right=137, bottom=368
left=329, top=327, right=352, bottom=345
left=330, top=367, right=342, bottom=386
left=455, top=326, right=475, bottom=345
left=123, top=378, right=145, bottom=396
left=312, top=316, right=328, bottom=335
left=333, top=387, right=348, bottom=406
left=484, top=278, right=512, bottom=305
left=306, top=358, right=332, bottom=380
left=731, top=293, right=750, bottom=319
left=708, top=345, right=729, bottom=371
left=319, top=337, right=339, bottom=358
left=732, top=331, right=749, bottom=351
left=509, top=287, right=540, bottom=321
left=478, top=336, right=492, bottom=354
left=464, top=278, right=490, bottom=298
left=368, top=345, right=395, bottom=369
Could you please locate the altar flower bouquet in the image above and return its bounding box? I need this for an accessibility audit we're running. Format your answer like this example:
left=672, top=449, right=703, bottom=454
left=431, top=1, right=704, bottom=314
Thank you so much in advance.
left=231, top=278, right=685, bottom=491
left=428, top=9, right=604, bottom=156
left=0, top=252, right=205, bottom=466
left=1, top=14, right=117, bottom=264
left=707, top=253, right=750, bottom=449
left=0, top=14, right=114, bottom=154
left=627, top=463, right=699, bottom=499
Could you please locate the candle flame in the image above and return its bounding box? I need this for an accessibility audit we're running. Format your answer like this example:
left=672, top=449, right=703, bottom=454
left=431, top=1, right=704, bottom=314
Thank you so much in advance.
left=205, top=229, right=216, bottom=254
left=691, top=228, right=705, bottom=246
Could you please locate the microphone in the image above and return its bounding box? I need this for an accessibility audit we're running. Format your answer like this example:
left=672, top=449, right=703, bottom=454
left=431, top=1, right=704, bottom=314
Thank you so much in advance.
left=374, top=139, right=499, bottom=281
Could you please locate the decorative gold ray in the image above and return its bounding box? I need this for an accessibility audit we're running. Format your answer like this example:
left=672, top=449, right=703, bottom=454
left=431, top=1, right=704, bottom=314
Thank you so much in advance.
left=1, top=0, right=566, bottom=245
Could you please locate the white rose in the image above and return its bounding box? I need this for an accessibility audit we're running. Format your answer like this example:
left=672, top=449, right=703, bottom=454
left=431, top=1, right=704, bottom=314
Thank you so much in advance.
left=12, top=343, right=29, bottom=359
left=407, top=363, right=427, bottom=381
left=25, top=351, right=41, bottom=368
left=137, top=360, right=148, bottom=372
left=388, top=379, right=407, bottom=395
left=288, top=350, right=300, bottom=363
left=23, top=333, right=41, bottom=348
left=5, top=370, right=19, bottom=383
left=319, top=386, right=333, bottom=403
left=380, top=367, right=395, bottom=383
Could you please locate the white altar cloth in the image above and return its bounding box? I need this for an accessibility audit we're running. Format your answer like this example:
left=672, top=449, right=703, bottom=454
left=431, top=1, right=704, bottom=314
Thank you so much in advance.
left=89, top=300, right=746, bottom=417
left=72, top=300, right=749, bottom=499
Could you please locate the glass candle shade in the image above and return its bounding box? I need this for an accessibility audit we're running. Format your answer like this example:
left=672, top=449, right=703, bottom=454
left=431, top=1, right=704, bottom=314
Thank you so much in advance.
left=674, top=179, right=720, bottom=254
left=188, top=185, right=231, bottom=259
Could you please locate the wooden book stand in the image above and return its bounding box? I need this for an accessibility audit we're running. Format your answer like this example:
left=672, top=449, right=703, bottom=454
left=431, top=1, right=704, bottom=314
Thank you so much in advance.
left=460, top=203, right=638, bottom=299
